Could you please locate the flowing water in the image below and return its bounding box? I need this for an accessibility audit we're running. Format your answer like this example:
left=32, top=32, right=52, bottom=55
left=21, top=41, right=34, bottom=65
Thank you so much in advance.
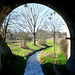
left=24, top=51, right=44, bottom=75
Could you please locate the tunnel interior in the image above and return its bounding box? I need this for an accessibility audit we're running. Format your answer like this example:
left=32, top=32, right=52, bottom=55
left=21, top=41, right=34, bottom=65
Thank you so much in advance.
left=0, top=0, right=75, bottom=75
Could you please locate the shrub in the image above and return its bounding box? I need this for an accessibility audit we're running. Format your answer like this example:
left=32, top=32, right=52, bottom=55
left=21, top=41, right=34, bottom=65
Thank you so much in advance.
left=59, top=39, right=68, bottom=56
left=20, top=41, right=29, bottom=49
left=38, top=40, right=46, bottom=46
left=21, top=44, right=29, bottom=49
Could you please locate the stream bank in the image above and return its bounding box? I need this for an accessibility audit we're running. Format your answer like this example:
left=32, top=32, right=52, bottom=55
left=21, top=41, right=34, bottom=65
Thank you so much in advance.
left=22, top=46, right=50, bottom=75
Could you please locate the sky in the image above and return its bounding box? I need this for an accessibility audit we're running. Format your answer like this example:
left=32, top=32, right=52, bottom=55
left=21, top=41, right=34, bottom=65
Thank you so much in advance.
left=7, top=3, right=67, bottom=33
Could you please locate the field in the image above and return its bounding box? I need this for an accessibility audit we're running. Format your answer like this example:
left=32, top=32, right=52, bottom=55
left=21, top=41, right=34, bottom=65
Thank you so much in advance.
left=38, top=39, right=67, bottom=75
left=38, top=40, right=58, bottom=75
left=3, top=40, right=46, bottom=75
left=2, top=39, right=67, bottom=75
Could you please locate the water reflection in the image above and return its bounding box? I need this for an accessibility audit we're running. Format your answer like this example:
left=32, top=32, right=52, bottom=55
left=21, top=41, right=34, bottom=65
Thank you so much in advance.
left=24, top=51, right=44, bottom=75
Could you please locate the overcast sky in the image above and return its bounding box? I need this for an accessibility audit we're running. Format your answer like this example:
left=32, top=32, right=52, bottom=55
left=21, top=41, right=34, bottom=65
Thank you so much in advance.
left=7, top=3, right=67, bottom=33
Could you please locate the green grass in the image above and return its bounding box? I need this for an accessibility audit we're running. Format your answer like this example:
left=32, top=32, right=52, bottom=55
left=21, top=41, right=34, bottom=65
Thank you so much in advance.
left=56, top=50, right=68, bottom=75
left=2, top=41, right=37, bottom=75
left=38, top=39, right=55, bottom=75
left=11, top=46, right=32, bottom=56
left=7, top=43, right=21, bottom=47
left=4, top=39, right=67, bottom=75
left=39, top=47, right=56, bottom=75
left=39, top=47, right=55, bottom=63
left=39, top=43, right=59, bottom=75
left=55, top=39, right=68, bottom=75
left=3, top=40, right=46, bottom=75
left=26, top=41, right=45, bottom=50
left=39, top=39, right=67, bottom=75
left=57, top=51, right=66, bottom=65
left=7, top=41, right=46, bottom=57
left=1, top=45, right=30, bottom=75
left=46, top=39, right=54, bottom=46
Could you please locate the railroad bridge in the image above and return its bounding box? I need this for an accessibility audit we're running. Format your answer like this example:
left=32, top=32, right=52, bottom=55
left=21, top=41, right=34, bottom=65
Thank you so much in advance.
left=0, top=0, right=75, bottom=75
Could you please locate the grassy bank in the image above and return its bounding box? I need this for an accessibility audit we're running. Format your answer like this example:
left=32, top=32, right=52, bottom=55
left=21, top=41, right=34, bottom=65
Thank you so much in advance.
left=38, top=40, right=59, bottom=75
left=1, top=46, right=30, bottom=75
left=11, top=47, right=32, bottom=56
left=7, top=43, right=20, bottom=47
left=1, top=41, right=46, bottom=75
left=38, top=39, right=67, bottom=75
left=56, top=50, right=68, bottom=75
left=26, top=41, right=45, bottom=50
left=1, top=39, right=67, bottom=75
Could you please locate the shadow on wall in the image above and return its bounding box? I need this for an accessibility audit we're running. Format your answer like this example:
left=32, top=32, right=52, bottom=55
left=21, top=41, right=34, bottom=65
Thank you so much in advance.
left=0, top=55, right=26, bottom=75
left=0, top=56, right=70, bottom=75
left=42, top=63, right=70, bottom=75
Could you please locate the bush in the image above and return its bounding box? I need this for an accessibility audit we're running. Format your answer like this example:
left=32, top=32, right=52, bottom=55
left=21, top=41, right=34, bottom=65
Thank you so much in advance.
left=21, top=44, right=29, bottom=49
left=20, top=40, right=29, bottom=49
left=38, top=40, right=46, bottom=46
left=60, top=39, right=68, bottom=56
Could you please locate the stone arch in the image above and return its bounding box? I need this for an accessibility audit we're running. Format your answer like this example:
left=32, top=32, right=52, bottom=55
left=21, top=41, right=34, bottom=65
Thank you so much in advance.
left=0, top=0, right=75, bottom=75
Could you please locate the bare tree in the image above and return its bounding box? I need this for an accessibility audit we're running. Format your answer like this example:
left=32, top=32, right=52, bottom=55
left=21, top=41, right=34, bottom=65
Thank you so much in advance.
left=20, top=4, right=48, bottom=45
left=7, top=4, right=48, bottom=45
left=36, top=30, right=49, bottom=45
left=1, top=14, right=11, bottom=41
left=19, top=31, right=31, bottom=49
left=48, top=12, right=64, bottom=54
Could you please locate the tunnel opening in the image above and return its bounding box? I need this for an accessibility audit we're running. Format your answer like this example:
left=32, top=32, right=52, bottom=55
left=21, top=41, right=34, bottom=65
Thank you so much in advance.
left=0, top=0, right=73, bottom=74
left=0, top=4, right=70, bottom=74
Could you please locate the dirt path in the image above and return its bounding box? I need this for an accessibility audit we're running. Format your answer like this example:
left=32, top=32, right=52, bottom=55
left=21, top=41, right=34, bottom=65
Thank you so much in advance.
left=53, top=49, right=63, bottom=75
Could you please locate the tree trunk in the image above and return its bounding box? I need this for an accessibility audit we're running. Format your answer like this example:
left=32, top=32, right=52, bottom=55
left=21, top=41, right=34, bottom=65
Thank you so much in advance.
left=4, top=23, right=8, bottom=41
left=34, top=25, right=36, bottom=45
left=1, top=14, right=10, bottom=41
left=54, top=34, right=55, bottom=54
left=34, top=33, right=36, bottom=45
left=53, top=31, right=55, bottom=54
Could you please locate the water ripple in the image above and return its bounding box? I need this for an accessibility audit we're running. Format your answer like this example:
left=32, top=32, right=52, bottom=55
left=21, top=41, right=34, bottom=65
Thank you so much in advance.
left=24, top=52, right=44, bottom=75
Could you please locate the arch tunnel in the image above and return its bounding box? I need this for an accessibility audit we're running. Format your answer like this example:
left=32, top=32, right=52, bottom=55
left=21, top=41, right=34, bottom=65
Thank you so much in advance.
left=0, top=0, right=75, bottom=75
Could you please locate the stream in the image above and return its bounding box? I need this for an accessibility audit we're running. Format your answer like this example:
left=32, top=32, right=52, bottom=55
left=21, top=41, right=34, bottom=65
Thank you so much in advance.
left=24, top=51, right=44, bottom=75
